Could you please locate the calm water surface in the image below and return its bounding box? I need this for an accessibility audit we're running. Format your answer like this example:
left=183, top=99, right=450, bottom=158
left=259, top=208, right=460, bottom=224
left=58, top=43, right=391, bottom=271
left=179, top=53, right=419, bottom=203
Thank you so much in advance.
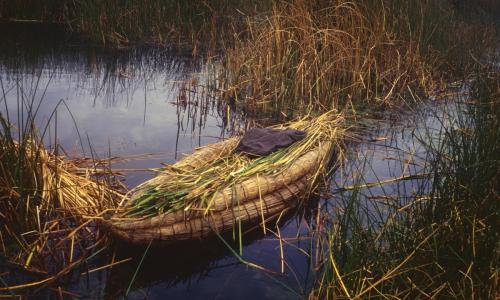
left=0, top=23, right=312, bottom=299
left=0, top=23, right=442, bottom=299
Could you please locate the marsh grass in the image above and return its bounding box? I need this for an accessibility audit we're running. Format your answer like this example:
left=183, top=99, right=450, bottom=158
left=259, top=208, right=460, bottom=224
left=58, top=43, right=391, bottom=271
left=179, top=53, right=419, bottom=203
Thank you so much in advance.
left=0, top=78, right=123, bottom=292
left=0, top=0, right=498, bottom=295
left=216, top=0, right=498, bottom=117
left=0, top=0, right=267, bottom=51
left=1, top=1, right=497, bottom=116
left=310, top=72, right=499, bottom=299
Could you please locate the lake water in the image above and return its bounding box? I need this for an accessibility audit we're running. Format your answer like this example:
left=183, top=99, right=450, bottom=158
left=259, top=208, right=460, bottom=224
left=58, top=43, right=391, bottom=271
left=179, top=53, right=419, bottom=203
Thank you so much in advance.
left=0, top=22, right=315, bottom=299
left=0, top=23, right=441, bottom=299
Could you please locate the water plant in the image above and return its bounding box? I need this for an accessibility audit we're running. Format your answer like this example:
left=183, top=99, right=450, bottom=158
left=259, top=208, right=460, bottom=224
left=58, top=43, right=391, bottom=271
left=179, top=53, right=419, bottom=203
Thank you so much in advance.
left=0, top=0, right=497, bottom=296
left=310, top=72, right=499, bottom=299
left=0, top=0, right=267, bottom=50
left=216, top=0, right=498, bottom=117
left=0, top=77, right=123, bottom=292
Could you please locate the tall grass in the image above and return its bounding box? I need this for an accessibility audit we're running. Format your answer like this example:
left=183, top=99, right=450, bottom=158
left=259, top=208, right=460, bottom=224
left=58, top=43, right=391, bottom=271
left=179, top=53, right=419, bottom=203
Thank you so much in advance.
left=0, top=0, right=267, bottom=50
left=1, top=1, right=497, bottom=115
left=0, top=78, right=122, bottom=291
left=0, top=0, right=498, bottom=295
left=310, top=72, right=499, bottom=298
left=216, top=0, right=498, bottom=117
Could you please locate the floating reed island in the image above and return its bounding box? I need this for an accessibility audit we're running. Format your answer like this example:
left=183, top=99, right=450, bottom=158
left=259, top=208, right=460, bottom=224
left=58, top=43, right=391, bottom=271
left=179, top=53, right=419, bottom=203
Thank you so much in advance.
left=103, top=111, right=347, bottom=244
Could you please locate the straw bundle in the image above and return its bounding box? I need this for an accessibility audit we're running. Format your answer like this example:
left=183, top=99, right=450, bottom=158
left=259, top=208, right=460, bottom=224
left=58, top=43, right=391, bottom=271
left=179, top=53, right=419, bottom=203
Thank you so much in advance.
left=1, top=140, right=121, bottom=217
left=105, top=111, right=345, bottom=244
left=0, top=138, right=123, bottom=276
left=108, top=175, right=311, bottom=243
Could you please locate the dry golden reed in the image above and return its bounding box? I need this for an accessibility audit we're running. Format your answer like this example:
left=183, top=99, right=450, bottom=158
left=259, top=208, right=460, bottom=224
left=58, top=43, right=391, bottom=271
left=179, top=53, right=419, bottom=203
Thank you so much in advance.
left=216, top=0, right=496, bottom=115
left=0, top=137, right=123, bottom=290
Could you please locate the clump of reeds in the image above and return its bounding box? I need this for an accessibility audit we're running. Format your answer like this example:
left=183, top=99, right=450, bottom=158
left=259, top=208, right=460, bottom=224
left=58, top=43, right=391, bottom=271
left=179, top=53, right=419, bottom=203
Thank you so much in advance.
left=0, top=115, right=123, bottom=291
left=310, top=72, right=499, bottom=299
left=0, top=0, right=267, bottom=51
left=120, top=111, right=347, bottom=218
left=216, top=0, right=498, bottom=116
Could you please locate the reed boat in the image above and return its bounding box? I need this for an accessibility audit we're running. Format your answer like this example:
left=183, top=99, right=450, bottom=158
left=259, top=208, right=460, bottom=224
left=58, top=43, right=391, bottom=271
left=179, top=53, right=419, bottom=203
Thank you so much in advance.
left=103, top=112, right=344, bottom=244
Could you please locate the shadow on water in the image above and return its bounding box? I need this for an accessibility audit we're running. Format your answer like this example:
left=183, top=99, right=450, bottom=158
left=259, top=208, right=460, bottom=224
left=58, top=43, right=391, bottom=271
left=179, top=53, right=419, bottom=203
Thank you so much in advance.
left=99, top=200, right=321, bottom=300
left=0, top=21, right=197, bottom=75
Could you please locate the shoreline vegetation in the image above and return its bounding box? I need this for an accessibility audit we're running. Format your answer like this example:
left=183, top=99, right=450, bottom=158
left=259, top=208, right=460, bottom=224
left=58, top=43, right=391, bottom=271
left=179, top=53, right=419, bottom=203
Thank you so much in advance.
left=0, top=0, right=499, bottom=297
left=311, top=72, right=499, bottom=299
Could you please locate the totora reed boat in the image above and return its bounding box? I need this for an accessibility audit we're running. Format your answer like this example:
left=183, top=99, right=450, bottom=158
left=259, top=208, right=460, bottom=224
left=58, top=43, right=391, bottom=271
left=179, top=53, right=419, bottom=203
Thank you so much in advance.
left=102, top=112, right=345, bottom=244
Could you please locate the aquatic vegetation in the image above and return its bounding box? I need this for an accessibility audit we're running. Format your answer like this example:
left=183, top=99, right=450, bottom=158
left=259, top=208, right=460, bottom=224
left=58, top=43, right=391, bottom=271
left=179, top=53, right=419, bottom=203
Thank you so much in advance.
left=216, top=0, right=498, bottom=116
left=0, top=137, right=122, bottom=291
left=1, top=1, right=496, bottom=115
left=0, top=83, right=123, bottom=291
left=0, top=0, right=497, bottom=297
left=310, top=73, right=499, bottom=299
left=0, top=0, right=267, bottom=50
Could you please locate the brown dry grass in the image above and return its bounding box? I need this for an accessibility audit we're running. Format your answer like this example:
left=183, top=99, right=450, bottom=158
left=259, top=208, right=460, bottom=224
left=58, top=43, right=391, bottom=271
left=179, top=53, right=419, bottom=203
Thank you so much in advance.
left=0, top=137, right=123, bottom=291
left=216, top=0, right=497, bottom=116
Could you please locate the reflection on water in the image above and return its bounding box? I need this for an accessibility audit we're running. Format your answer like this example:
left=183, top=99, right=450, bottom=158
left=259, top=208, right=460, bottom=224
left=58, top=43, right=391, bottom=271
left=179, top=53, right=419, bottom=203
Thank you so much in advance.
left=0, top=22, right=239, bottom=188
left=97, top=205, right=319, bottom=300
left=0, top=22, right=309, bottom=299
left=0, top=22, right=450, bottom=299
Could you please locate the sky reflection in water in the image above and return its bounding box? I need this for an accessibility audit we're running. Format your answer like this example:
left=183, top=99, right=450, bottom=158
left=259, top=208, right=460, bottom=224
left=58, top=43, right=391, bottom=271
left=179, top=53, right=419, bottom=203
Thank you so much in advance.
left=0, top=23, right=445, bottom=299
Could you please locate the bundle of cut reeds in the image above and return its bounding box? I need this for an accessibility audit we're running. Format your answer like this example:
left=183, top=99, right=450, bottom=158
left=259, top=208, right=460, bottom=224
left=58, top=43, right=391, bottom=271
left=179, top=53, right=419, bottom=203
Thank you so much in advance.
left=106, top=111, right=346, bottom=244
left=0, top=136, right=124, bottom=286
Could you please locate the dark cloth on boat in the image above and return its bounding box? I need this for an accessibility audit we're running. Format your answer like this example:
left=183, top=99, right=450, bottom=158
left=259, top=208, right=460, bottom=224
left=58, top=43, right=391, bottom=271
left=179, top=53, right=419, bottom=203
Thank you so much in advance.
left=236, top=128, right=306, bottom=157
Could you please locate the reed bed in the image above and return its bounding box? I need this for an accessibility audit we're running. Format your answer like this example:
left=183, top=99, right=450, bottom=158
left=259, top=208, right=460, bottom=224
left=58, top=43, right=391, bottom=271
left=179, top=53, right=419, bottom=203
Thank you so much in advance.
left=0, top=117, right=123, bottom=291
left=309, top=72, right=499, bottom=299
left=216, top=0, right=498, bottom=116
left=0, top=0, right=267, bottom=50
left=0, top=0, right=498, bottom=295
left=120, top=111, right=347, bottom=219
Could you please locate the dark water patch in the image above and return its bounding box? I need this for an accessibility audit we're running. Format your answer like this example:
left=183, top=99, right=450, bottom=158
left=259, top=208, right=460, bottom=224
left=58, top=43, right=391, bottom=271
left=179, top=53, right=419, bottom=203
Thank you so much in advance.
left=94, top=205, right=319, bottom=299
